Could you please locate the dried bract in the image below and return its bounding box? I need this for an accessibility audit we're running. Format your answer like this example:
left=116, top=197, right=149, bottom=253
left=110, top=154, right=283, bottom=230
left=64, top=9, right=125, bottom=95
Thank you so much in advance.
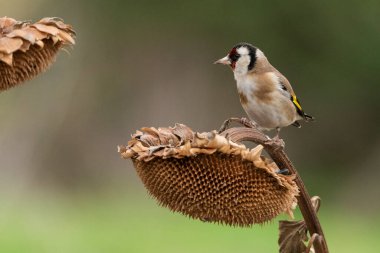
left=0, top=17, right=75, bottom=91
left=118, top=124, right=299, bottom=227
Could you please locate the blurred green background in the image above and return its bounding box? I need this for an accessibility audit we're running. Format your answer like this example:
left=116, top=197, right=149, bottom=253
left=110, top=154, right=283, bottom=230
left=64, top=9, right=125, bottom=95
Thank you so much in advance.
left=1, top=0, right=380, bottom=252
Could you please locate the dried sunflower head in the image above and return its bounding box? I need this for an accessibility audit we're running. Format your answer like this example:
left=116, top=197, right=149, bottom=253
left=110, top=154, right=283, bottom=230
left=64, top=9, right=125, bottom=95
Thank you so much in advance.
left=118, top=124, right=298, bottom=227
left=0, top=17, right=75, bottom=91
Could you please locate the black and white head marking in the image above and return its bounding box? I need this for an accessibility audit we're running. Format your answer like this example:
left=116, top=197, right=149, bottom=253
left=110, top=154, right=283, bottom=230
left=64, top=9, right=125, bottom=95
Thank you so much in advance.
left=228, top=42, right=257, bottom=71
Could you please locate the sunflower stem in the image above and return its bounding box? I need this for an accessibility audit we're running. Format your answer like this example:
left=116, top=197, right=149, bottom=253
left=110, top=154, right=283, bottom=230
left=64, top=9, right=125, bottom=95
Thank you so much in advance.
left=221, top=126, right=329, bottom=253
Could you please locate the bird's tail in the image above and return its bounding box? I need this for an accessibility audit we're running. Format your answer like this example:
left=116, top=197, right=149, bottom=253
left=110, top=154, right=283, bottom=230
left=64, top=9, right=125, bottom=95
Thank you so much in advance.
left=304, top=113, right=315, bottom=122
left=292, top=113, right=315, bottom=128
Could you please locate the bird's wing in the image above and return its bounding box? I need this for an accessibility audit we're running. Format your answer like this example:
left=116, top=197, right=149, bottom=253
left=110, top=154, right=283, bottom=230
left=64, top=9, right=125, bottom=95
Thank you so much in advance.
left=273, top=70, right=295, bottom=96
left=274, top=70, right=310, bottom=119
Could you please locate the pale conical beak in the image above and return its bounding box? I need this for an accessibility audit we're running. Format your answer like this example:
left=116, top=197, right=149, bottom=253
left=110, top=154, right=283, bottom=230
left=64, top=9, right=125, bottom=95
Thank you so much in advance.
left=213, top=55, right=230, bottom=65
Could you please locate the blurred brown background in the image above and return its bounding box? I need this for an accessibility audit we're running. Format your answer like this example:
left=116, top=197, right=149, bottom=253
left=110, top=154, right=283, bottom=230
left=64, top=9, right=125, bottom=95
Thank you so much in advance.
left=1, top=0, right=380, bottom=252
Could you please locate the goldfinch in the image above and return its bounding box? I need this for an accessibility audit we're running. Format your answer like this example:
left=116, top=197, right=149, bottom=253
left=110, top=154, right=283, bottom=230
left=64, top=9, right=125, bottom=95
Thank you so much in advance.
left=214, top=42, right=314, bottom=137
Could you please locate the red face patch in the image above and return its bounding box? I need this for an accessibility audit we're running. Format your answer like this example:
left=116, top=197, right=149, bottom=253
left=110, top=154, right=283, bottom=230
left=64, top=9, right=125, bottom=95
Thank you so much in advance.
left=228, top=48, right=240, bottom=69
left=228, top=48, right=237, bottom=57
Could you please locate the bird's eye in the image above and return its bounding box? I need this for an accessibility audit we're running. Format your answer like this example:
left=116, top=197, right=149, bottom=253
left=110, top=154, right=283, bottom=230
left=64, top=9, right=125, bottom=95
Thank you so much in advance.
left=229, top=53, right=240, bottom=62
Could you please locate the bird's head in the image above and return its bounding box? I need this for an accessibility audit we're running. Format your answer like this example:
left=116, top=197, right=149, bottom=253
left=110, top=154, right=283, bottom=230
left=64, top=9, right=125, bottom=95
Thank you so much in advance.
left=214, top=43, right=261, bottom=75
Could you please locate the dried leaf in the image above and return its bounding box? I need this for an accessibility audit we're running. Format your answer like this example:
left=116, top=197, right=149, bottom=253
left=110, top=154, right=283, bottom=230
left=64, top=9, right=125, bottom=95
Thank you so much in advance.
left=279, top=220, right=308, bottom=253
left=57, top=30, right=75, bottom=45
left=38, top=17, right=75, bottom=34
left=21, top=27, right=46, bottom=40
left=35, top=39, right=44, bottom=48
left=31, top=23, right=59, bottom=36
left=306, top=233, right=319, bottom=253
left=192, top=132, right=209, bottom=146
left=0, top=37, right=23, bottom=54
left=139, top=134, right=160, bottom=147
left=51, top=35, right=59, bottom=45
left=311, top=196, right=321, bottom=213
left=206, top=132, right=229, bottom=150
left=38, top=17, right=64, bottom=23
left=242, top=144, right=263, bottom=162
left=0, top=52, right=13, bottom=65
left=0, top=17, right=17, bottom=29
left=171, top=123, right=194, bottom=142
left=117, top=145, right=127, bottom=154
left=157, top=127, right=180, bottom=146
left=140, top=127, right=160, bottom=138
left=19, top=40, right=31, bottom=52
left=6, top=29, right=36, bottom=43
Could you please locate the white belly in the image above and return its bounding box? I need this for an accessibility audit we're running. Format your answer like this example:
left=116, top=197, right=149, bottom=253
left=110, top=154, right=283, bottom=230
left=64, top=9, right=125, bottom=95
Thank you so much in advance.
left=242, top=97, right=295, bottom=130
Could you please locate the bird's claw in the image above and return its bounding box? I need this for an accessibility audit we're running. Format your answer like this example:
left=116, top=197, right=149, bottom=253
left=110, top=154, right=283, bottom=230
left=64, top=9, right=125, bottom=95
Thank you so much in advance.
left=240, top=117, right=258, bottom=128
left=218, top=117, right=257, bottom=133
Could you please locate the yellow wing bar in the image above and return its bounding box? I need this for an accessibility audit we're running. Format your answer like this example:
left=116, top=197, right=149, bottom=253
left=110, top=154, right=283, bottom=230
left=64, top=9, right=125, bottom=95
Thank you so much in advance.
left=292, top=95, right=304, bottom=114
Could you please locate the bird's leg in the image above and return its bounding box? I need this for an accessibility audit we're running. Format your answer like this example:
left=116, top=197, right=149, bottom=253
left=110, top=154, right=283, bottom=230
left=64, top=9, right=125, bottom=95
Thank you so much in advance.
left=218, top=118, right=234, bottom=133
left=218, top=117, right=257, bottom=133
left=275, top=127, right=281, bottom=139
